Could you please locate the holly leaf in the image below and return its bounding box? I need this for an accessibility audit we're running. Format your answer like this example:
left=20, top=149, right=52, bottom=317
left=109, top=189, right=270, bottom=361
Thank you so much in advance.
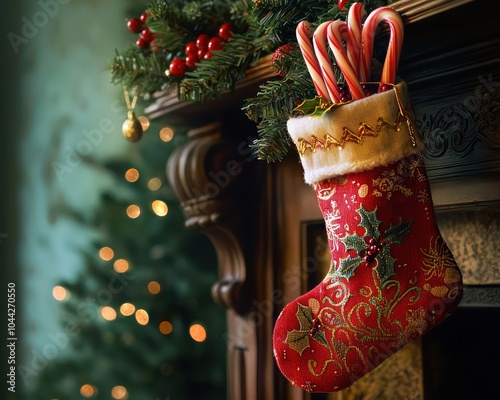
left=358, top=205, right=381, bottom=239
left=384, top=218, right=412, bottom=244
left=337, top=256, right=364, bottom=280
left=294, top=96, right=334, bottom=118
left=341, top=233, right=366, bottom=253
left=375, top=246, right=397, bottom=283
left=296, top=303, right=313, bottom=331
left=285, top=329, right=311, bottom=356
left=311, top=329, right=329, bottom=349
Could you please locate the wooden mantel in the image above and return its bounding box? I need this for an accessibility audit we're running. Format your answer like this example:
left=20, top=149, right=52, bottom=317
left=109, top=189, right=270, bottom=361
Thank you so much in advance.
left=145, top=0, right=500, bottom=398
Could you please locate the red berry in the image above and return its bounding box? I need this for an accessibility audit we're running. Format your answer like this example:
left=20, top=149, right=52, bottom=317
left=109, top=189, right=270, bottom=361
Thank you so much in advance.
left=150, top=39, right=159, bottom=53
left=203, top=51, right=213, bottom=59
left=185, top=41, right=198, bottom=55
left=218, top=22, right=233, bottom=41
left=127, top=18, right=143, bottom=33
left=196, top=34, right=210, bottom=50
left=136, top=37, right=150, bottom=49
left=186, top=54, right=199, bottom=69
left=208, top=36, right=224, bottom=51
left=272, top=44, right=295, bottom=77
left=140, top=12, right=148, bottom=24
left=169, top=58, right=186, bottom=77
left=141, top=28, right=153, bottom=43
left=197, top=48, right=207, bottom=59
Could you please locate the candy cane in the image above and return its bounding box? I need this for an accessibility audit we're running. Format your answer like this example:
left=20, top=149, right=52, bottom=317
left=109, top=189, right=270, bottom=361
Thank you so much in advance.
left=347, top=2, right=367, bottom=77
left=296, top=21, right=330, bottom=100
left=360, top=7, right=404, bottom=87
left=313, top=21, right=342, bottom=103
left=327, top=20, right=365, bottom=100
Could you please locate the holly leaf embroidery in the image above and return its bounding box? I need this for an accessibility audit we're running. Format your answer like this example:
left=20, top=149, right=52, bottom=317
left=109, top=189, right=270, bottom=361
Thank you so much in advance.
left=374, top=245, right=398, bottom=283
left=336, top=205, right=412, bottom=283
left=337, top=257, right=364, bottom=280
left=341, top=233, right=365, bottom=252
left=284, top=329, right=311, bottom=356
left=284, top=303, right=329, bottom=355
left=358, top=205, right=381, bottom=239
left=384, top=218, right=413, bottom=244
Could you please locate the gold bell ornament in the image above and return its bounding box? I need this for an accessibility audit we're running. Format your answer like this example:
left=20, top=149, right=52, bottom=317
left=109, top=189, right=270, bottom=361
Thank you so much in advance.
left=122, top=110, right=143, bottom=142
left=122, top=87, right=143, bottom=142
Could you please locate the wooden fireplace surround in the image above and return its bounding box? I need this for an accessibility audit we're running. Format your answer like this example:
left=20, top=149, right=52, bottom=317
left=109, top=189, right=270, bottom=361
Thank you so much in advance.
left=146, top=0, right=500, bottom=398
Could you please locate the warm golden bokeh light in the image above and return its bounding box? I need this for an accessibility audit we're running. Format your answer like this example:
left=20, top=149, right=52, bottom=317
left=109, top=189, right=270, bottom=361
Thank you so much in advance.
left=138, top=116, right=150, bottom=131
left=120, top=303, right=136, bottom=317
left=113, top=259, right=129, bottom=273
left=52, top=286, right=67, bottom=301
left=99, top=246, right=114, bottom=261
left=111, top=385, right=128, bottom=399
left=189, top=324, right=207, bottom=342
left=101, top=306, right=117, bottom=321
left=147, top=281, right=161, bottom=295
left=159, top=321, right=173, bottom=335
left=152, top=200, right=168, bottom=217
left=80, top=384, right=96, bottom=398
left=147, top=177, right=162, bottom=191
left=135, top=309, right=149, bottom=325
left=159, top=127, right=174, bottom=142
left=124, top=168, right=139, bottom=183
left=126, top=205, right=141, bottom=219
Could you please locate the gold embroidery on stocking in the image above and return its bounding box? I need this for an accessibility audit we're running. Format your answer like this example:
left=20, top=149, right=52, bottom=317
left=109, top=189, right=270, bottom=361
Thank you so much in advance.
left=295, top=85, right=417, bottom=155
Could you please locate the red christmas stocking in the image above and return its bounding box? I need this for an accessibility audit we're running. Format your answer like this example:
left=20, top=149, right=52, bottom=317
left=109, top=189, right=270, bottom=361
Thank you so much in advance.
left=273, top=81, right=463, bottom=393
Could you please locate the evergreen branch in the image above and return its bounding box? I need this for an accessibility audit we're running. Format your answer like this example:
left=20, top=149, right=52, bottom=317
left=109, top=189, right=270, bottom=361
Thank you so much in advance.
left=109, top=48, right=171, bottom=96
left=179, top=33, right=264, bottom=102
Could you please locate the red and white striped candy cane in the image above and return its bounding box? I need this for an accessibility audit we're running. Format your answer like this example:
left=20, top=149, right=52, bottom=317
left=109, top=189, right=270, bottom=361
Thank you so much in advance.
left=360, top=7, right=404, bottom=87
left=296, top=21, right=330, bottom=100
left=313, top=21, right=342, bottom=103
left=327, top=20, right=365, bottom=100
left=347, top=2, right=367, bottom=77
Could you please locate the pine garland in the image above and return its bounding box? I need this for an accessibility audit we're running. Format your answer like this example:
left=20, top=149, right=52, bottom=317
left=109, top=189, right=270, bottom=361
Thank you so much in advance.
left=109, top=0, right=393, bottom=162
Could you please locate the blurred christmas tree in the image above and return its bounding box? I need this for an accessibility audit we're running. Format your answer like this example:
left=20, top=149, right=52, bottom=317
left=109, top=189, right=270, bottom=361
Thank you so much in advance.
left=22, top=119, right=227, bottom=400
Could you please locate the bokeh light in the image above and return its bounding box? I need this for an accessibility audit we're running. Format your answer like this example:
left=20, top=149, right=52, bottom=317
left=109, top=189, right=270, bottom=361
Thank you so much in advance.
left=147, top=281, right=161, bottom=295
left=52, top=286, right=68, bottom=301
left=101, top=306, right=117, bottom=321
left=159, top=321, right=173, bottom=335
left=99, top=246, right=114, bottom=261
left=147, top=177, right=162, bottom=191
left=80, top=384, right=96, bottom=398
left=135, top=309, right=149, bottom=325
left=111, top=385, right=128, bottom=399
left=189, top=324, right=207, bottom=342
left=152, top=200, right=168, bottom=217
left=159, top=127, right=174, bottom=142
left=120, top=303, right=135, bottom=317
left=138, top=116, right=150, bottom=131
left=124, top=168, right=139, bottom=182
left=113, top=259, right=129, bottom=273
left=126, top=205, right=141, bottom=219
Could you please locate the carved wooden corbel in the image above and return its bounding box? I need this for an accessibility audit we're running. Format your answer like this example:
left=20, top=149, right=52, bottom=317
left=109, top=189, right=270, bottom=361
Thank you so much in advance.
left=166, top=121, right=260, bottom=314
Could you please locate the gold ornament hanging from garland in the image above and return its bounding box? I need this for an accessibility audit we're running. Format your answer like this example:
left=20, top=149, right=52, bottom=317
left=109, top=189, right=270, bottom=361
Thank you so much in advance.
left=122, top=87, right=143, bottom=142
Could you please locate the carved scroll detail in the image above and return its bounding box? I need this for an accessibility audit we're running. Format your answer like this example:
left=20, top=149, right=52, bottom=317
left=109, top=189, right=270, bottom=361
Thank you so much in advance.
left=166, top=122, right=255, bottom=313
